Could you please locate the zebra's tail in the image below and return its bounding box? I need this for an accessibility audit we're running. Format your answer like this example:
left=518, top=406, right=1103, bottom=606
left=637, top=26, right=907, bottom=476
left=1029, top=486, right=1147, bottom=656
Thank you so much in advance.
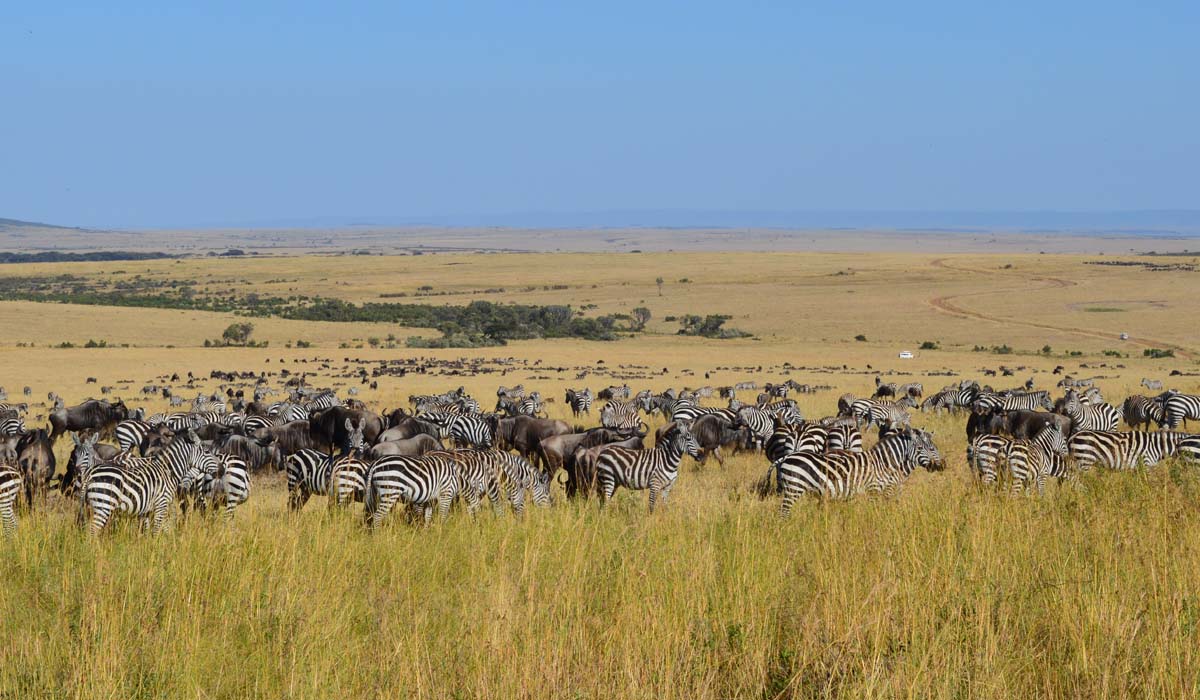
left=752, top=463, right=776, bottom=500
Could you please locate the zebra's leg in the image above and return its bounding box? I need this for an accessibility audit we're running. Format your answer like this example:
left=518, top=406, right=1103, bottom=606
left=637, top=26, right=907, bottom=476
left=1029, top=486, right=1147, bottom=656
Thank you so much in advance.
left=438, top=489, right=455, bottom=523
left=510, top=484, right=526, bottom=516
left=89, top=503, right=113, bottom=535
left=1, top=503, right=15, bottom=536
left=487, top=478, right=503, bottom=516
left=597, top=469, right=616, bottom=507
left=780, top=489, right=797, bottom=518
left=151, top=497, right=170, bottom=533
left=291, top=488, right=311, bottom=512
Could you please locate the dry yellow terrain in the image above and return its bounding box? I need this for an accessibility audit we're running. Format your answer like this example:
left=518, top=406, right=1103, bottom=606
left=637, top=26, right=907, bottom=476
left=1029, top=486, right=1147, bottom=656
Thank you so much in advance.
left=0, top=249, right=1198, bottom=698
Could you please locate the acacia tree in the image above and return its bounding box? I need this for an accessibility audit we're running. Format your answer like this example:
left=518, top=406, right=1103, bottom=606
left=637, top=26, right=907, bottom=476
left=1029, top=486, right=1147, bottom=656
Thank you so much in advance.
left=631, top=307, right=651, bottom=331
left=222, top=322, right=255, bottom=345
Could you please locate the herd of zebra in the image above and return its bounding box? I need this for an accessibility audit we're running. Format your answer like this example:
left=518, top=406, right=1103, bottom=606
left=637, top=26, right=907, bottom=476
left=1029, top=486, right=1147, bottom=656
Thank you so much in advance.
left=0, top=374, right=1198, bottom=534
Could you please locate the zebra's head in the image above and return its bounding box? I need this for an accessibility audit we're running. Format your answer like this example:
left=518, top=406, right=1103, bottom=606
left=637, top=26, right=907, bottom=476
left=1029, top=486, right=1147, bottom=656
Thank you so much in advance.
left=906, top=428, right=943, bottom=471
left=1036, top=425, right=1069, bottom=456
left=531, top=465, right=553, bottom=507
left=673, top=424, right=702, bottom=460
left=64, top=432, right=101, bottom=496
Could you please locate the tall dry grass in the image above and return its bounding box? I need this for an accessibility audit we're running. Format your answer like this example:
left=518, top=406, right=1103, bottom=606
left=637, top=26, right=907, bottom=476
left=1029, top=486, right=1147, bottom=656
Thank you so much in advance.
left=2, top=406, right=1199, bottom=698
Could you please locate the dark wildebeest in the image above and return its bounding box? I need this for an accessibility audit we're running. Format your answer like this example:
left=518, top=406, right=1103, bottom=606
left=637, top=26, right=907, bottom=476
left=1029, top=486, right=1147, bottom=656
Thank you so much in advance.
left=367, top=434, right=444, bottom=459
left=59, top=434, right=122, bottom=497
left=658, top=414, right=750, bottom=467
left=308, top=406, right=384, bottom=454
left=377, top=417, right=442, bottom=443
left=215, top=433, right=281, bottom=473
left=254, top=420, right=322, bottom=462
left=16, top=429, right=55, bottom=508
left=569, top=435, right=645, bottom=499
left=539, top=428, right=629, bottom=487
left=966, top=409, right=1072, bottom=441
left=494, top=416, right=573, bottom=469
left=194, top=421, right=235, bottom=443
left=49, top=399, right=130, bottom=442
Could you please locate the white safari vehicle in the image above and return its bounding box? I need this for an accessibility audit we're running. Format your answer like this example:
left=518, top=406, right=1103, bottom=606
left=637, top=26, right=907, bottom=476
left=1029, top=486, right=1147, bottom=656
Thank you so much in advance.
left=898, top=351, right=915, bottom=359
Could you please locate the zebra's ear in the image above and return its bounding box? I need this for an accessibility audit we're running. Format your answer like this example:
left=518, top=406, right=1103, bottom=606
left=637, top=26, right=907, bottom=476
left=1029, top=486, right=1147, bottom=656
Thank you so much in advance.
left=345, top=417, right=354, bottom=431
left=71, top=432, right=81, bottom=446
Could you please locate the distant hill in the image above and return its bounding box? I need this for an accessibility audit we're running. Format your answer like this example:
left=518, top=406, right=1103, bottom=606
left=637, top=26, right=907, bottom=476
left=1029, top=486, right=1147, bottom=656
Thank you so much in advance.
left=0, top=217, right=84, bottom=231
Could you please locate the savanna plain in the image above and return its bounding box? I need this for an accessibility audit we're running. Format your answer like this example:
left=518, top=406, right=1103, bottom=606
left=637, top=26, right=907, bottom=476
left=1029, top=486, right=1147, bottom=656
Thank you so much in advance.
left=1, top=244, right=1199, bottom=698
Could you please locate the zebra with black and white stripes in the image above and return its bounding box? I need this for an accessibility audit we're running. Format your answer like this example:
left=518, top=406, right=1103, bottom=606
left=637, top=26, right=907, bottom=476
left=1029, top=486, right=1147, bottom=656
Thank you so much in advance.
left=1122, top=395, right=1166, bottom=430
left=972, top=391, right=1052, bottom=414
left=759, top=399, right=803, bottom=426
left=285, top=419, right=369, bottom=510
left=601, top=400, right=645, bottom=434
left=115, top=419, right=170, bottom=454
left=432, top=449, right=551, bottom=515
left=733, top=405, right=774, bottom=449
left=363, top=452, right=461, bottom=527
left=0, top=417, right=25, bottom=439
left=596, top=425, right=700, bottom=512
left=515, top=392, right=544, bottom=417
left=770, top=428, right=942, bottom=516
left=420, top=412, right=495, bottom=448
left=565, top=388, right=594, bottom=417
left=1006, top=425, right=1069, bottom=494
left=1060, top=390, right=1120, bottom=434
left=826, top=424, right=863, bottom=453
left=967, top=433, right=1009, bottom=485
left=849, top=397, right=915, bottom=429
left=0, top=462, right=21, bottom=535
left=1069, top=430, right=1193, bottom=471
left=192, top=453, right=251, bottom=518
left=1162, top=392, right=1200, bottom=430
left=80, top=431, right=214, bottom=534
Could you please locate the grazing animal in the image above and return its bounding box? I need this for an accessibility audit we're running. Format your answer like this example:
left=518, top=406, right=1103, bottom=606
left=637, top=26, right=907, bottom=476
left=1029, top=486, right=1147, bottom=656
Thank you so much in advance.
left=80, top=431, right=214, bottom=534
left=368, top=434, right=444, bottom=459
left=363, top=453, right=461, bottom=527
left=1058, top=390, right=1120, bottom=434
left=1006, top=425, right=1069, bottom=494
left=49, top=399, right=130, bottom=441
left=1122, top=395, right=1166, bottom=430
left=1069, top=430, right=1192, bottom=471
left=1162, top=392, right=1200, bottom=430
left=0, top=462, right=21, bottom=535
left=192, top=454, right=252, bottom=518
left=285, top=419, right=369, bottom=510
left=433, top=449, right=551, bottom=515
left=1141, top=378, right=1164, bottom=391
left=596, top=425, right=700, bottom=512
left=565, top=388, right=594, bottom=417
left=771, top=428, right=942, bottom=516
left=15, top=429, right=55, bottom=508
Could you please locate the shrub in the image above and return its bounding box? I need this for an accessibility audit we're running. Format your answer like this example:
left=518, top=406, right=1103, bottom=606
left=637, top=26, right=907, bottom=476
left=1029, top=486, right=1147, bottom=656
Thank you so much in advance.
left=1144, top=348, right=1175, bottom=359
left=854, top=334, right=867, bottom=342
left=919, top=341, right=939, bottom=350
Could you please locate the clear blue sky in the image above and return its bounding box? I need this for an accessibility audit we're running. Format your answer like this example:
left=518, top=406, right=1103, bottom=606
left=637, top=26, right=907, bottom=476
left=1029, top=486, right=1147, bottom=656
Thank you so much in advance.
left=2, top=1, right=1197, bottom=228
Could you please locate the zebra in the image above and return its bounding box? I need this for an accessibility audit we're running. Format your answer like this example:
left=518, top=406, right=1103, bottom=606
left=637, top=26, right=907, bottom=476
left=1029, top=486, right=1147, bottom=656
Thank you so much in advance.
left=0, top=417, right=26, bottom=438
left=420, top=412, right=495, bottom=448
left=565, top=388, right=594, bottom=417
left=1122, top=395, right=1166, bottom=430
left=243, top=415, right=273, bottom=435
left=285, top=419, right=369, bottom=510
left=759, top=399, right=803, bottom=426
left=596, top=424, right=700, bottom=512
left=148, top=412, right=204, bottom=432
left=304, top=391, right=339, bottom=411
left=80, top=431, right=214, bottom=534
left=191, top=453, right=251, bottom=518
left=515, top=392, right=544, bottom=417
left=973, top=391, right=1052, bottom=414
left=601, top=400, right=645, bottom=434
left=115, top=419, right=170, bottom=454
left=897, top=382, right=924, bottom=399
left=1163, top=392, right=1200, bottom=430
left=432, top=449, right=551, bottom=515
left=826, top=424, right=862, bottom=453
left=270, top=403, right=309, bottom=424
left=0, top=463, right=21, bottom=535
left=363, top=452, right=461, bottom=527
left=733, top=405, right=774, bottom=449
left=849, top=397, right=914, bottom=429
left=1069, top=430, right=1192, bottom=471
left=1060, top=390, right=1120, bottom=434
left=497, top=384, right=526, bottom=400
left=1006, top=425, right=1069, bottom=494
left=770, top=428, right=942, bottom=516
left=1141, top=378, right=1164, bottom=391
left=967, top=433, right=1010, bottom=485
left=671, top=403, right=735, bottom=425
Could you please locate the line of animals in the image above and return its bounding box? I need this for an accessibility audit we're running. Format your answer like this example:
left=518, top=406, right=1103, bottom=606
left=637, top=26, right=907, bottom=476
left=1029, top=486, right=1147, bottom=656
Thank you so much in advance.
left=0, top=373, right=1197, bottom=534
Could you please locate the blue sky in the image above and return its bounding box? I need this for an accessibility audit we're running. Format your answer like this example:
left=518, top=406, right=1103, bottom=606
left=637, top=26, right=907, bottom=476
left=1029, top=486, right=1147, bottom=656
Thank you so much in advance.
left=1, top=2, right=1197, bottom=228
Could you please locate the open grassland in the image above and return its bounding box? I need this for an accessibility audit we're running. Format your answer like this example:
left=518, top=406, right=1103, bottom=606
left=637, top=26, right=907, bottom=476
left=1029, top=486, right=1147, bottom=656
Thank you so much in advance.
left=1, top=249, right=1199, bottom=697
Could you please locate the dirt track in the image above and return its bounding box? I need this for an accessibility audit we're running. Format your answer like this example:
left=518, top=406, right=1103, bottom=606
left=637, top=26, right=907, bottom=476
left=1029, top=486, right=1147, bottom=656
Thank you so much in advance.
left=926, top=258, right=1195, bottom=361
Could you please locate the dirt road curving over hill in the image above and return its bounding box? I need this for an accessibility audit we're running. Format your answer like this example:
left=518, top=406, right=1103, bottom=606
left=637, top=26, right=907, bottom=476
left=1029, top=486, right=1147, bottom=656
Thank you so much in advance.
left=927, top=258, right=1195, bottom=361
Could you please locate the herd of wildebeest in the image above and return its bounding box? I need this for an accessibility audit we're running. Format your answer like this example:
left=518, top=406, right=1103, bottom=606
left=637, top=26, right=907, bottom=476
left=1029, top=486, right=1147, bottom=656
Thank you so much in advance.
left=0, top=366, right=1198, bottom=534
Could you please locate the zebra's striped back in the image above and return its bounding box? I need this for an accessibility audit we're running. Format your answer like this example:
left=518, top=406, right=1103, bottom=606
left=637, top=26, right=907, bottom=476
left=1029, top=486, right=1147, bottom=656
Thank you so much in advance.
left=773, top=429, right=942, bottom=515
left=1061, top=391, right=1120, bottom=434
left=1006, top=426, right=1068, bottom=494
left=602, top=401, right=644, bottom=433
left=1069, top=430, right=1190, bottom=471
left=194, top=454, right=251, bottom=518
left=82, top=435, right=214, bottom=534
left=1163, top=393, right=1200, bottom=430
left=364, top=453, right=460, bottom=527
left=967, top=434, right=1010, bottom=485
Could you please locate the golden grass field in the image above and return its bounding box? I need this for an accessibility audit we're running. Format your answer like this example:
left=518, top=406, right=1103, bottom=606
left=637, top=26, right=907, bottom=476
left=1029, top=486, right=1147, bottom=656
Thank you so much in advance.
left=1, top=247, right=1199, bottom=698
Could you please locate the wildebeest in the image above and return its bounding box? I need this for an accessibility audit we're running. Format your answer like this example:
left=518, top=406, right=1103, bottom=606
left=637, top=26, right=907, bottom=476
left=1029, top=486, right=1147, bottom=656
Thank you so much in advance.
left=214, top=434, right=280, bottom=472
left=309, top=406, right=384, bottom=453
left=16, top=429, right=55, bottom=507
left=966, top=409, right=1072, bottom=441
left=493, top=416, right=573, bottom=469
left=377, top=417, right=442, bottom=443
left=538, top=428, right=629, bottom=486
left=569, top=435, right=645, bottom=498
left=49, top=399, right=130, bottom=441
left=658, top=414, right=750, bottom=467
left=253, top=420, right=322, bottom=460
left=367, top=434, right=444, bottom=459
